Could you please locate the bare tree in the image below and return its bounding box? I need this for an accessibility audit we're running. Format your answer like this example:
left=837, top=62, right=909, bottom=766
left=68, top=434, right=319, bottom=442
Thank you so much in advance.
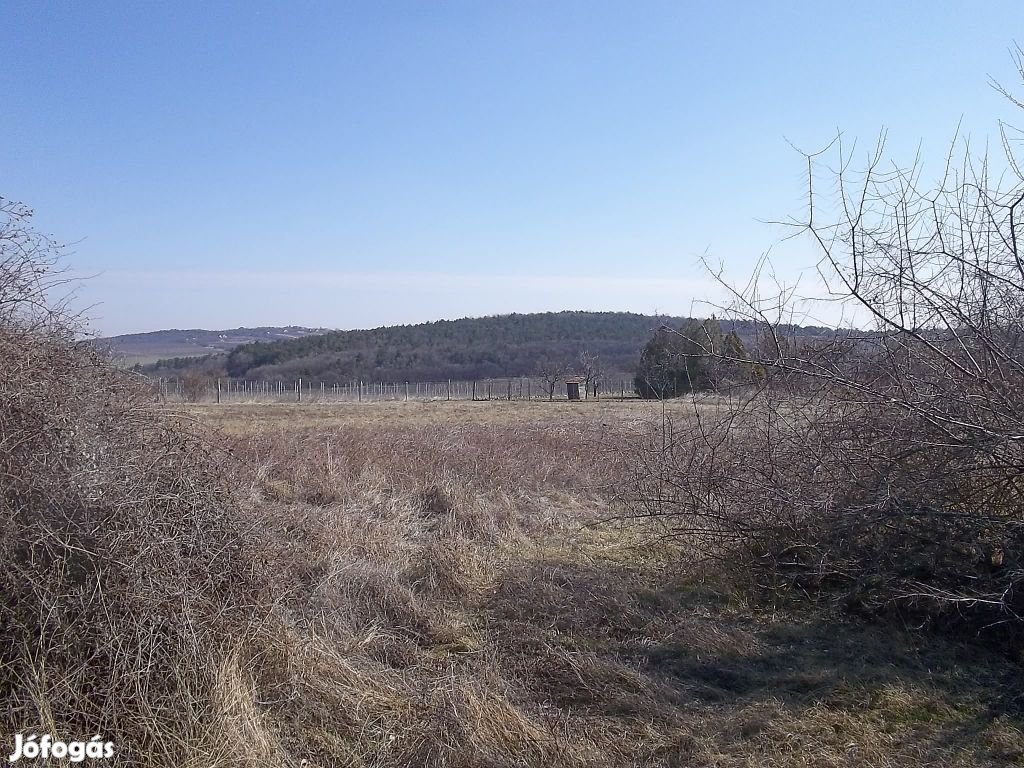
left=622, top=58, right=1024, bottom=636
left=578, top=350, right=602, bottom=398
left=180, top=370, right=212, bottom=402
left=535, top=357, right=568, bottom=400
left=0, top=197, right=78, bottom=332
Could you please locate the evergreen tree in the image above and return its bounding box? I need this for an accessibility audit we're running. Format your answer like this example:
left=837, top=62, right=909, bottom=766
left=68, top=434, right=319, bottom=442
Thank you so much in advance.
left=634, top=319, right=738, bottom=398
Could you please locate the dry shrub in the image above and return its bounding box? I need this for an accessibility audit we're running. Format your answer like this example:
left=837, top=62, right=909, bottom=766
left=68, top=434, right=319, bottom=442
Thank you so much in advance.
left=623, top=345, right=1024, bottom=639
left=621, top=79, right=1024, bottom=641
left=0, top=199, right=273, bottom=765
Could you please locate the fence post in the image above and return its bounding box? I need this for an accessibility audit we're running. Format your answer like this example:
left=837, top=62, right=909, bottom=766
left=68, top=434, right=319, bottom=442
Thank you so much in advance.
left=297, top=379, right=301, bottom=403
left=405, top=381, right=409, bottom=401
left=216, top=378, right=221, bottom=404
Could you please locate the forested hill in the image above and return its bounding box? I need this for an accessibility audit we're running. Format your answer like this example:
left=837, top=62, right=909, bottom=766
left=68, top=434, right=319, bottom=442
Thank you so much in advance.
left=141, top=311, right=681, bottom=382
left=143, top=311, right=834, bottom=383
left=218, top=311, right=685, bottom=382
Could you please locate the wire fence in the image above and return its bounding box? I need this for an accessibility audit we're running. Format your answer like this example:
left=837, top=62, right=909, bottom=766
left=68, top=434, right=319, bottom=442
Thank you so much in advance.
left=155, top=376, right=639, bottom=404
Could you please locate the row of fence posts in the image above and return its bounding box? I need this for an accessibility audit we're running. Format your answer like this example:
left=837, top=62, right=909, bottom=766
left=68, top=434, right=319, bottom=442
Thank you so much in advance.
left=158, top=377, right=634, bottom=403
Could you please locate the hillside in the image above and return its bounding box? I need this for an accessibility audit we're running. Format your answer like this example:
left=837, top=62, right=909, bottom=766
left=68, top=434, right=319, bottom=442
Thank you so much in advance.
left=140, top=311, right=688, bottom=382
left=142, top=311, right=835, bottom=384
left=96, top=326, right=330, bottom=366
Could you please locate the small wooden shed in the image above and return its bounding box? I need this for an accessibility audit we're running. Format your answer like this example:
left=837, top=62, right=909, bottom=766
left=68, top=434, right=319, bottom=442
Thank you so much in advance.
left=566, top=379, right=582, bottom=401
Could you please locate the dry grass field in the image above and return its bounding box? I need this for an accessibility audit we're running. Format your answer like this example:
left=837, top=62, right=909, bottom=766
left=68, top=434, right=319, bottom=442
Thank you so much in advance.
left=176, top=399, right=1024, bottom=767
left=188, top=396, right=697, bottom=430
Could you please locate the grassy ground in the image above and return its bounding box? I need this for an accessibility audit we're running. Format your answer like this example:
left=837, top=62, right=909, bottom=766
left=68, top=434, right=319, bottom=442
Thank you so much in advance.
left=186, top=400, right=1024, bottom=767
left=186, top=396, right=709, bottom=431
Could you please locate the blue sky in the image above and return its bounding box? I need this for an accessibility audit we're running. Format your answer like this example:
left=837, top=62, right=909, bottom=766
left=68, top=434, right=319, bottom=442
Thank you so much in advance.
left=2, top=1, right=1021, bottom=334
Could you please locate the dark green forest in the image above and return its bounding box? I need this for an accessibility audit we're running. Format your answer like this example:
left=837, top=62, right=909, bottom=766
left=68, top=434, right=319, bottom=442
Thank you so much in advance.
left=146, top=311, right=676, bottom=382
left=144, top=311, right=830, bottom=384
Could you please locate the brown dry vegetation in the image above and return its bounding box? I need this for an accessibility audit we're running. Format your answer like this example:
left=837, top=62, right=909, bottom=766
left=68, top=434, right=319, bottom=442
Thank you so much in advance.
left=3, top=311, right=1023, bottom=767
left=5, top=332, right=1024, bottom=765
left=189, top=397, right=692, bottom=432
left=5, top=200, right=1024, bottom=767
left=173, top=400, right=1023, bottom=768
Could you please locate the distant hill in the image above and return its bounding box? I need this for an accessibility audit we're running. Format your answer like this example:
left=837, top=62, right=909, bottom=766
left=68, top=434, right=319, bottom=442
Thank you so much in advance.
left=140, top=311, right=832, bottom=383
left=136, top=311, right=680, bottom=381
left=96, top=326, right=331, bottom=366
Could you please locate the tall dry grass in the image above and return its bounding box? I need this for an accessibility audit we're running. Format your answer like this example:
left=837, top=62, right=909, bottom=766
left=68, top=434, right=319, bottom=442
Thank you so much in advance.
left=3, top=194, right=1021, bottom=767
left=223, top=417, right=629, bottom=766
left=5, top=337, right=1022, bottom=767
left=204, top=407, right=1024, bottom=768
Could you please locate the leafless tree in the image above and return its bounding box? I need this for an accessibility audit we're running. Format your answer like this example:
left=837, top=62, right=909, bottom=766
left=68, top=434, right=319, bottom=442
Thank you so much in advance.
left=0, top=197, right=78, bottom=332
left=578, top=350, right=602, bottom=398
left=622, top=58, right=1024, bottom=637
left=180, top=370, right=212, bottom=402
left=535, top=357, right=568, bottom=400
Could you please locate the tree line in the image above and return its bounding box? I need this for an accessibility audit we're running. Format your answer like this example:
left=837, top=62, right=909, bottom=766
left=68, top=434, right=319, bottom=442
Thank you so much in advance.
left=143, top=310, right=830, bottom=391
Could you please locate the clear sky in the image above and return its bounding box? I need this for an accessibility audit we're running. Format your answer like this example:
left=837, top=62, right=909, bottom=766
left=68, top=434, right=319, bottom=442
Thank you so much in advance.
left=2, top=1, right=1021, bottom=335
